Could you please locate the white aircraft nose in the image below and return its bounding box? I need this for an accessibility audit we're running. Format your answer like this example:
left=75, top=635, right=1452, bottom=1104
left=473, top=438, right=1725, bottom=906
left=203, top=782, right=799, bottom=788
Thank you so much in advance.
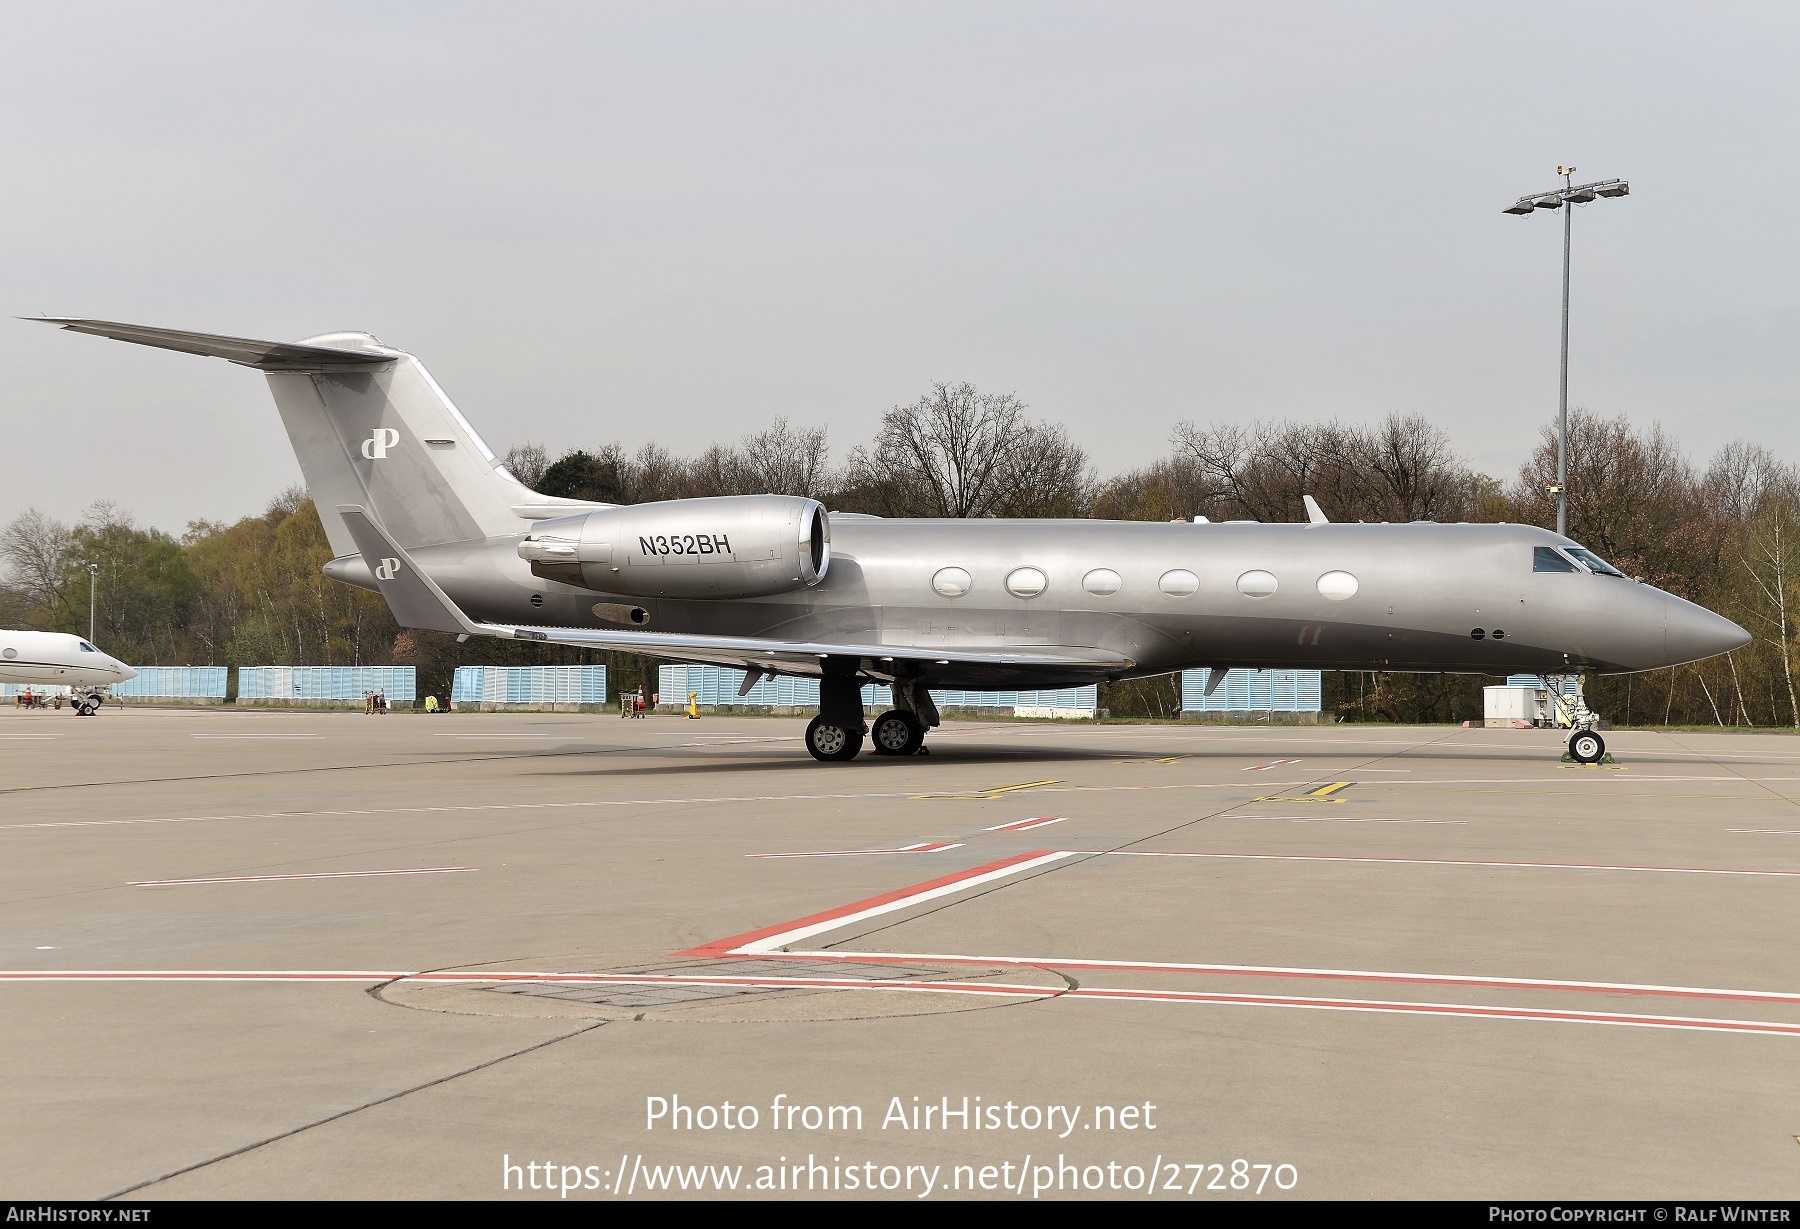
left=113, top=660, right=136, bottom=681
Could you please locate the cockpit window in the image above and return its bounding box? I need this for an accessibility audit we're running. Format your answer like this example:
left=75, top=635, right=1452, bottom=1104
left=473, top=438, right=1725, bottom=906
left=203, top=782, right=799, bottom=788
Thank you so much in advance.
left=78, top=641, right=97, bottom=652
left=1532, top=547, right=1578, bottom=573
left=1564, top=547, right=1627, bottom=578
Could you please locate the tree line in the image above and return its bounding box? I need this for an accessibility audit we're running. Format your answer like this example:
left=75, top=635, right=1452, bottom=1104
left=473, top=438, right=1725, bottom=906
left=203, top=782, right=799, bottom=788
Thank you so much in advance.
left=4, top=382, right=1798, bottom=727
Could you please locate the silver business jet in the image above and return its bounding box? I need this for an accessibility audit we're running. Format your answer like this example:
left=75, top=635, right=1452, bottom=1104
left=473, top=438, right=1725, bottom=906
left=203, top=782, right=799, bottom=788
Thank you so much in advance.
left=34, top=319, right=1749, bottom=762
left=0, top=629, right=135, bottom=714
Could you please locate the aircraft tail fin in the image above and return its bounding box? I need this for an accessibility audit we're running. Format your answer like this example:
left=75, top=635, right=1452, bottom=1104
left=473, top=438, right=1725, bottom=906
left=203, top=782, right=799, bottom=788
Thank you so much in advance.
left=32, top=317, right=607, bottom=558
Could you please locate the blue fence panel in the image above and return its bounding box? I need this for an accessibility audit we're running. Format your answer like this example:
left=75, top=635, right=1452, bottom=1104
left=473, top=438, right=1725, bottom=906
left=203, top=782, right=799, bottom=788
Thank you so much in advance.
left=656, top=666, right=1097, bottom=711
left=450, top=666, right=607, bottom=704
left=1506, top=673, right=1581, bottom=695
left=237, top=666, right=415, bottom=701
left=111, top=666, right=228, bottom=699
left=1181, top=669, right=1323, bottom=712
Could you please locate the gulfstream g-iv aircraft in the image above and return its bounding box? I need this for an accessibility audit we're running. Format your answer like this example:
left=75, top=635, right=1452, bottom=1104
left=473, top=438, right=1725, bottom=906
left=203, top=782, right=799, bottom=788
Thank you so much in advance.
left=34, top=318, right=1751, bottom=763
left=0, top=630, right=135, bottom=714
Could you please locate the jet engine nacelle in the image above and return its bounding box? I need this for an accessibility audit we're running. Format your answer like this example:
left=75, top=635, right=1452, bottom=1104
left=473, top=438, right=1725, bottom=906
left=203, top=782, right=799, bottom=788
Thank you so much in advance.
left=517, top=495, right=830, bottom=599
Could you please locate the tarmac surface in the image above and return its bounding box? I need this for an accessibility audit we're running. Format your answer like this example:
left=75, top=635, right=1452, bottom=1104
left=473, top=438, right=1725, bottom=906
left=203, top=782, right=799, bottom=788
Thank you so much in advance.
left=4, top=703, right=1799, bottom=1200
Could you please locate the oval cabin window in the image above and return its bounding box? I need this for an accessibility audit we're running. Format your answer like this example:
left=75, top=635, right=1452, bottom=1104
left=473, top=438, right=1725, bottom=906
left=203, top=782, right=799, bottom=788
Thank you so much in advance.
left=1236, top=570, right=1278, bottom=598
left=1316, top=571, right=1358, bottom=600
left=931, top=567, right=972, bottom=598
left=1005, top=567, right=1048, bottom=598
left=1158, top=570, right=1200, bottom=597
left=1082, top=568, right=1123, bottom=596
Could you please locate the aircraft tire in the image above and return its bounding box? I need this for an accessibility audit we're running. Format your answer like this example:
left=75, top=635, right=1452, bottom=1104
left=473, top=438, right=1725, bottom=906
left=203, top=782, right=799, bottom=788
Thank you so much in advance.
left=805, top=716, right=863, bottom=762
left=870, top=710, right=924, bottom=756
left=1568, top=730, right=1605, bottom=764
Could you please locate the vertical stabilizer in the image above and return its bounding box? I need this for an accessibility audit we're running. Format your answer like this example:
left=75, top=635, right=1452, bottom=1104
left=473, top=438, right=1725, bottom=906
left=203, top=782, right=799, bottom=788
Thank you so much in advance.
left=29, top=318, right=597, bottom=558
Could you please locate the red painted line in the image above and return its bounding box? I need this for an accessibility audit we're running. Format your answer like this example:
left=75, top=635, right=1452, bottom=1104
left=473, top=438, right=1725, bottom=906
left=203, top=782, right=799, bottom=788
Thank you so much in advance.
left=1060, top=987, right=1800, bottom=1037
left=400, top=972, right=1054, bottom=997
left=746, top=842, right=963, bottom=859
left=129, top=867, right=475, bottom=887
left=1079, top=850, right=1800, bottom=878
left=983, top=817, right=1067, bottom=832
left=674, top=849, right=1070, bottom=958
left=1243, top=759, right=1301, bottom=771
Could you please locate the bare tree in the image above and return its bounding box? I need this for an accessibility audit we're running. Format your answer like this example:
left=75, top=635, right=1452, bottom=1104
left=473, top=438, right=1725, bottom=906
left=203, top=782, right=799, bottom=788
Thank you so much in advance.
left=1170, top=413, right=1489, bottom=524
left=737, top=418, right=834, bottom=499
left=841, top=383, right=1091, bottom=518
left=501, top=443, right=552, bottom=492
left=1741, top=504, right=1800, bottom=728
left=0, top=508, right=75, bottom=611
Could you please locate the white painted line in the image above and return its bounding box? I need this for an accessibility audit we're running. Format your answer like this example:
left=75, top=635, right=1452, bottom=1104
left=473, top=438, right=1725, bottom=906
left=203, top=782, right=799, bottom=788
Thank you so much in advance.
left=129, top=867, right=475, bottom=887
left=191, top=734, right=319, bottom=739
left=747, top=842, right=965, bottom=859
left=983, top=817, right=1068, bottom=832
left=0, top=735, right=61, bottom=739
left=1088, top=850, right=1800, bottom=877
left=704, top=851, right=1076, bottom=956
left=1242, top=759, right=1300, bottom=772
left=1728, top=829, right=1800, bottom=836
left=1217, top=815, right=1465, bottom=825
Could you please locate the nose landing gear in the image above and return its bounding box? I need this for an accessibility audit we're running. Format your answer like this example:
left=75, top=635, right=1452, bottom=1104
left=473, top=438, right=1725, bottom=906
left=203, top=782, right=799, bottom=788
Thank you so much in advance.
left=1567, top=728, right=1606, bottom=764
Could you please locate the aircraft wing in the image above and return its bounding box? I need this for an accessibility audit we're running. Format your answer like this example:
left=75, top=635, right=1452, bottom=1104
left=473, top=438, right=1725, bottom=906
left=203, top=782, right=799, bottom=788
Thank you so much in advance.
left=25, top=317, right=392, bottom=373
left=336, top=505, right=1132, bottom=680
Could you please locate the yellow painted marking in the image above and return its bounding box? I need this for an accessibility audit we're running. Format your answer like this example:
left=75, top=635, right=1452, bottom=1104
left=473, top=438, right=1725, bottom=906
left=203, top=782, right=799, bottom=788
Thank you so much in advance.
left=1254, top=780, right=1353, bottom=804
left=912, top=778, right=1062, bottom=801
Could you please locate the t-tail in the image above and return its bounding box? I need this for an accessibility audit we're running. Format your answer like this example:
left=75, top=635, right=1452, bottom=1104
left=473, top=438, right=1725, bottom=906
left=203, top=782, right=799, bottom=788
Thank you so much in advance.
left=27, top=318, right=605, bottom=559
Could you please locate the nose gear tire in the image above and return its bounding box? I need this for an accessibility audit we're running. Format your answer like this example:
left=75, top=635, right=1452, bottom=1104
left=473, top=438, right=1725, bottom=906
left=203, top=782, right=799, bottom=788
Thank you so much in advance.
left=1568, top=731, right=1606, bottom=764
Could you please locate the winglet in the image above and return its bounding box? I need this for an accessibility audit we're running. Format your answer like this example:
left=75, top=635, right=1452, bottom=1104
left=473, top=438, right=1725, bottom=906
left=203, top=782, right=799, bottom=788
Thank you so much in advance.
left=335, top=505, right=498, bottom=638
left=1302, top=495, right=1329, bottom=525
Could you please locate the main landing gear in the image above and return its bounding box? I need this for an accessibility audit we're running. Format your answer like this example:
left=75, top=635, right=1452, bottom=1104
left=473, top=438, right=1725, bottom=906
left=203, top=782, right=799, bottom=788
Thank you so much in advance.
left=802, top=663, right=938, bottom=763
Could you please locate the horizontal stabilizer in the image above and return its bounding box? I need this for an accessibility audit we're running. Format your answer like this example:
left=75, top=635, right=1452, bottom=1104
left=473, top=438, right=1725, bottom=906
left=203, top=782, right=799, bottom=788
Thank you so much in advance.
left=26, top=317, right=393, bottom=373
left=336, top=506, right=480, bottom=636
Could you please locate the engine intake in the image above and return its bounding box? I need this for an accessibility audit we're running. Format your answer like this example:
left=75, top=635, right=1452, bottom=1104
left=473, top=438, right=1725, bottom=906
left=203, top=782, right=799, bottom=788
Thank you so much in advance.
left=517, top=495, right=830, bottom=599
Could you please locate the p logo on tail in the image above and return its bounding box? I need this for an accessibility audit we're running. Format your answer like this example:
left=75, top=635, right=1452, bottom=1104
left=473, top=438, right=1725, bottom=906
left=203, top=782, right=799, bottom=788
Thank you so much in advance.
left=361, top=428, right=400, bottom=459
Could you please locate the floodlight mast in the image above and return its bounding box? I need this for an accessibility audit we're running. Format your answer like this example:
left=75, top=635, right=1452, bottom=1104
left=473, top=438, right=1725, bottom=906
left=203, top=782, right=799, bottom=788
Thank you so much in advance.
left=1503, top=169, right=1630, bottom=537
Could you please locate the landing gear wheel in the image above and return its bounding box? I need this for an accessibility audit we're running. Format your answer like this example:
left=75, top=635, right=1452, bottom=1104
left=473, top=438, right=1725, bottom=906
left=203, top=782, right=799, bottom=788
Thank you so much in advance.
left=1568, top=730, right=1605, bottom=764
left=870, top=709, right=925, bottom=756
left=805, top=715, right=864, bottom=762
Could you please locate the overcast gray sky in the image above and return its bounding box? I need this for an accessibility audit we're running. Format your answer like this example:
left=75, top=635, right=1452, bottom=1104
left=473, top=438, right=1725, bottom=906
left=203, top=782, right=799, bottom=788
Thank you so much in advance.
left=3, top=2, right=1795, bottom=532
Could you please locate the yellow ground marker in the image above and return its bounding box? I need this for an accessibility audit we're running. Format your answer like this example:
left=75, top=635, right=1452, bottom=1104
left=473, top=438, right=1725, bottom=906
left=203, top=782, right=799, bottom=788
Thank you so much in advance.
left=1254, top=781, right=1353, bottom=804
left=912, top=778, right=1062, bottom=801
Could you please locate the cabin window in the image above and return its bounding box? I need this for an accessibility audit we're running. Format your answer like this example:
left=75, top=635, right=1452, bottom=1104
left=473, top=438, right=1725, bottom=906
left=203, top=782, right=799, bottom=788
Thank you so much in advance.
left=1565, top=547, right=1627, bottom=578
left=1235, top=570, right=1278, bottom=598
left=1082, top=568, right=1123, bottom=596
left=1316, top=571, right=1358, bottom=600
left=2, top=648, right=14, bottom=659
left=1532, top=547, right=1578, bottom=573
left=1159, top=569, right=1200, bottom=597
left=1005, top=567, right=1047, bottom=598
left=931, top=567, right=972, bottom=598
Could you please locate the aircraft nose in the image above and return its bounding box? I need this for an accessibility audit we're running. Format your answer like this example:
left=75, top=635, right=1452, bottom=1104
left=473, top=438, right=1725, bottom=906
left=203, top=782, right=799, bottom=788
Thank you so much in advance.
left=1664, top=594, right=1751, bottom=667
left=113, top=660, right=136, bottom=681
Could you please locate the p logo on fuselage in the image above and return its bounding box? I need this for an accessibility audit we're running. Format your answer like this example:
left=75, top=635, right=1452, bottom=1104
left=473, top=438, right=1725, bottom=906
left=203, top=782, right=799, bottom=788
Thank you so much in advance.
left=374, top=558, right=401, bottom=581
left=362, top=428, right=401, bottom=460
